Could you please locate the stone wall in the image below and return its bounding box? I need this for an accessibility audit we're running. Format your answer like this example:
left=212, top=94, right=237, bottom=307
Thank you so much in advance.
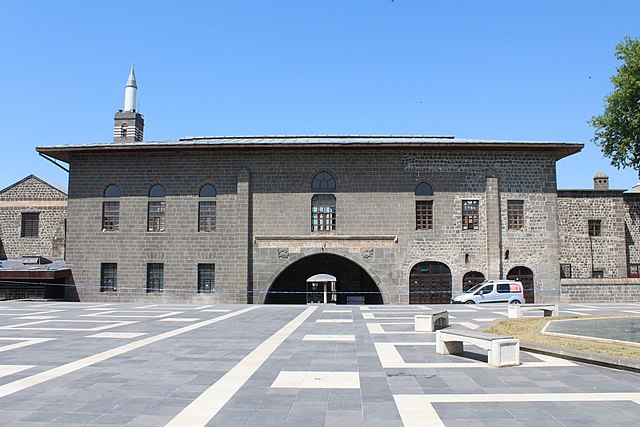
left=557, top=191, right=627, bottom=278
left=65, top=147, right=562, bottom=303
left=0, top=176, right=67, bottom=259
left=561, top=278, right=640, bottom=302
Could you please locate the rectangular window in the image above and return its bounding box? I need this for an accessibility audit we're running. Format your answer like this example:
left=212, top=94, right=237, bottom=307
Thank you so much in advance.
left=592, top=269, right=604, bottom=278
left=415, top=201, right=433, bottom=230
left=100, top=263, right=117, bottom=291
left=311, top=194, right=336, bottom=232
left=198, top=201, right=216, bottom=232
left=462, top=200, right=479, bottom=230
left=629, top=264, right=640, bottom=278
left=146, top=263, right=164, bottom=292
left=102, top=201, right=120, bottom=231
left=560, top=263, right=572, bottom=279
left=21, top=212, right=39, bottom=237
left=588, top=220, right=601, bottom=236
left=197, top=263, right=215, bottom=293
left=507, top=200, right=524, bottom=230
left=148, top=201, right=165, bottom=232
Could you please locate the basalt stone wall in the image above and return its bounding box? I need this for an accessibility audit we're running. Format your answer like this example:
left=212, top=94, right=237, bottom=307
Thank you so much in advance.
left=66, top=147, right=562, bottom=303
left=0, top=176, right=67, bottom=259
left=557, top=191, right=627, bottom=278
left=561, top=279, right=640, bottom=302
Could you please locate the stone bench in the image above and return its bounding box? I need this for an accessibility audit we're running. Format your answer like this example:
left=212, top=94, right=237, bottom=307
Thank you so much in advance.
left=508, top=304, right=559, bottom=319
left=436, top=329, right=520, bottom=367
left=415, top=310, right=449, bottom=332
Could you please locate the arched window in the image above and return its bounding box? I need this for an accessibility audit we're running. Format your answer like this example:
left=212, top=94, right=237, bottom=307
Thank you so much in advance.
left=311, top=194, right=336, bottom=232
left=312, top=171, right=336, bottom=190
left=149, top=184, right=166, bottom=197
left=415, top=182, right=434, bottom=230
left=121, top=124, right=128, bottom=138
left=148, top=184, right=166, bottom=232
left=199, top=184, right=216, bottom=232
left=415, top=182, right=433, bottom=196
left=104, top=184, right=120, bottom=198
left=199, top=184, right=217, bottom=197
left=102, top=185, right=120, bottom=231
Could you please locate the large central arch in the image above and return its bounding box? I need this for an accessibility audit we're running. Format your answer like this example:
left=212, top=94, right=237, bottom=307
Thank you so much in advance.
left=263, top=253, right=384, bottom=304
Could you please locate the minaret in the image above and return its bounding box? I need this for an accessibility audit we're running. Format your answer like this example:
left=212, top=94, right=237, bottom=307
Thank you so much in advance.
left=114, top=64, right=144, bottom=143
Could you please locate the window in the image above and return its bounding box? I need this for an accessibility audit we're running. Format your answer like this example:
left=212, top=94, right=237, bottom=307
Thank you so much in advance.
left=100, top=263, right=117, bottom=291
left=560, top=263, right=572, bottom=279
left=311, top=194, right=336, bottom=232
left=311, top=171, right=336, bottom=190
left=121, top=124, right=128, bottom=138
left=198, top=184, right=216, bottom=232
left=415, top=201, right=433, bottom=230
left=148, top=202, right=165, bottom=232
left=21, top=213, right=39, bottom=237
left=507, top=200, right=524, bottom=230
left=629, top=264, right=640, bottom=278
left=102, top=202, right=120, bottom=231
left=148, top=184, right=166, bottom=232
left=588, top=220, right=601, bottom=236
left=415, top=182, right=433, bottom=196
left=462, top=200, right=479, bottom=230
left=415, top=182, right=434, bottom=230
left=198, top=264, right=215, bottom=293
left=592, top=269, right=604, bottom=278
left=147, top=263, right=164, bottom=292
left=102, top=184, right=120, bottom=232
left=497, top=283, right=511, bottom=293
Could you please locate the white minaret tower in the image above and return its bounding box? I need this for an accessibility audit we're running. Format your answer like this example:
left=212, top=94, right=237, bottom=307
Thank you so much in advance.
left=114, top=65, right=144, bottom=143
left=124, top=64, right=137, bottom=112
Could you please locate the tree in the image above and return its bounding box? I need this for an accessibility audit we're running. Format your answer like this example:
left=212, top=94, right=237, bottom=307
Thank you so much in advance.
left=591, top=37, right=640, bottom=175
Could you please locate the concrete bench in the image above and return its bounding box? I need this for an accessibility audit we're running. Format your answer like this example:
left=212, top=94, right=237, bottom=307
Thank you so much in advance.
left=415, top=310, right=449, bottom=332
left=508, top=304, right=559, bottom=319
left=436, top=329, right=520, bottom=367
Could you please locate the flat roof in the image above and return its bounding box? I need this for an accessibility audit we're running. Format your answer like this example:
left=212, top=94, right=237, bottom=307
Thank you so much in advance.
left=37, top=135, right=584, bottom=163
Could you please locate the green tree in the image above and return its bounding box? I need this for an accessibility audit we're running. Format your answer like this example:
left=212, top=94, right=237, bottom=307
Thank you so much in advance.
left=591, top=37, right=640, bottom=175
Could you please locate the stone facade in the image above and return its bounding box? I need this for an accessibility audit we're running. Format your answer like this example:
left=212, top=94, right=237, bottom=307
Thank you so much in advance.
left=0, top=175, right=67, bottom=260
left=37, top=138, right=580, bottom=304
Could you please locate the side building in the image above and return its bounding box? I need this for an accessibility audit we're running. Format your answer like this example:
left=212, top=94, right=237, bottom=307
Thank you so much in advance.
left=0, top=175, right=69, bottom=299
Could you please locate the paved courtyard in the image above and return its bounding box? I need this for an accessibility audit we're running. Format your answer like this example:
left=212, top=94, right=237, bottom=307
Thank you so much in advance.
left=0, top=301, right=638, bottom=426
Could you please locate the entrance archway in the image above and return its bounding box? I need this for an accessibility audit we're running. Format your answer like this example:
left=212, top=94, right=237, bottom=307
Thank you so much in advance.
left=265, top=253, right=383, bottom=304
left=507, top=266, right=534, bottom=303
left=409, top=261, right=452, bottom=304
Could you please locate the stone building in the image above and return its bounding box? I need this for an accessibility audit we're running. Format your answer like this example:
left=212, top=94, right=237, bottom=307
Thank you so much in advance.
left=0, top=175, right=69, bottom=299
left=32, top=68, right=640, bottom=304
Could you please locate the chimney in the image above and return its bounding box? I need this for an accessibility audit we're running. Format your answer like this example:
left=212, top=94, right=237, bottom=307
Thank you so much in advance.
left=593, top=172, right=609, bottom=191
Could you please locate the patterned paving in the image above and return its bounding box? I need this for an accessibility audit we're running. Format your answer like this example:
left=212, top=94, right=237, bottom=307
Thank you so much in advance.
left=0, top=301, right=637, bottom=425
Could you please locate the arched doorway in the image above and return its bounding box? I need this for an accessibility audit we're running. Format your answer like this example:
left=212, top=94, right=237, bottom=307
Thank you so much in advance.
left=265, top=253, right=383, bottom=305
left=409, top=262, right=452, bottom=304
left=507, top=266, right=534, bottom=303
left=462, top=271, right=485, bottom=292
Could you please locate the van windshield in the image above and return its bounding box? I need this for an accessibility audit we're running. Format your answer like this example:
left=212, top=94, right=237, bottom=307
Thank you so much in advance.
left=465, top=283, right=487, bottom=293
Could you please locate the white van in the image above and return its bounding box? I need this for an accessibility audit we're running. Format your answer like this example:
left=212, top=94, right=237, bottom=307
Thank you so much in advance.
left=451, top=280, right=525, bottom=304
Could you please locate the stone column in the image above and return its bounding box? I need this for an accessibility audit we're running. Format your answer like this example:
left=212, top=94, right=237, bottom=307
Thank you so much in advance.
left=237, top=168, right=252, bottom=303
left=485, top=175, right=502, bottom=279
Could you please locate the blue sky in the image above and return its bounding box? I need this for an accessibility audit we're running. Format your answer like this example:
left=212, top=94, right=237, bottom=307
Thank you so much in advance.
left=1, top=1, right=639, bottom=192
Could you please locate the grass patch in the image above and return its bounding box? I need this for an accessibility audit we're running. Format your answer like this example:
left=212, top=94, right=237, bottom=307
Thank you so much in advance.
left=485, top=314, right=640, bottom=359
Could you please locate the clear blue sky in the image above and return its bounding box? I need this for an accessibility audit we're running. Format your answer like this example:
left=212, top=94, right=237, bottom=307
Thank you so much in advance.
left=1, top=1, right=639, bottom=192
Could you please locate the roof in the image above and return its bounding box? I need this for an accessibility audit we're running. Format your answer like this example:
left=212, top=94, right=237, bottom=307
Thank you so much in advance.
left=0, top=174, right=67, bottom=197
left=37, top=135, right=584, bottom=163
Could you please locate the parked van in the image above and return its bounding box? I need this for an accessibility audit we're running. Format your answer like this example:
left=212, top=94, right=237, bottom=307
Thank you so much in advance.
left=451, top=280, right=525, bottom=304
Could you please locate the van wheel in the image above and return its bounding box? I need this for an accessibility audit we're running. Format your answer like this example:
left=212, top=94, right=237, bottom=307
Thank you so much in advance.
left=510, top=300, right=521, bottom=304
left=465, top=301, right=475, bottom=304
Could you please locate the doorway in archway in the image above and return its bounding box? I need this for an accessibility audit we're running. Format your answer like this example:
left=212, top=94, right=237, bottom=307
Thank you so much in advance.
left=409, top=262, right=452, bottom=304
left=265, top=253, right=383, bottom=304
left=462, top=271, right=485, bottom=292
left=507, top=266, right=534, bottom=303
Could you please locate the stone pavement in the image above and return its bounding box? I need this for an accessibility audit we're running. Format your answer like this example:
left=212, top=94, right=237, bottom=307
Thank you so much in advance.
left=0, top=301, right=638, bottom=426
